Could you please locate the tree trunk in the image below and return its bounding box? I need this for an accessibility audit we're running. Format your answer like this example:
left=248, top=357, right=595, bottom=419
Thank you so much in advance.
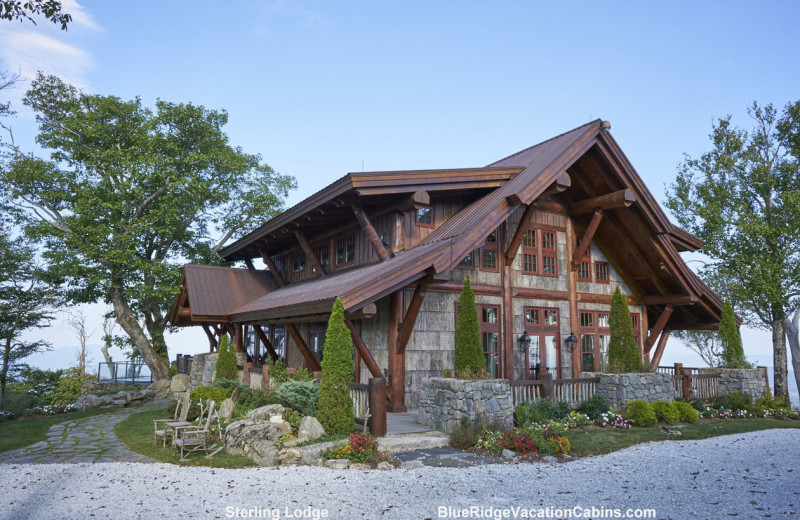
left=771, top=317, right=789, bottom=399
left=109, top=286, right=170, bottom=381
left=785, top=309, right=800, bottom=402
left=0, top=337, right=11, bottom=410
left=100, top=342, right=112, bottom=364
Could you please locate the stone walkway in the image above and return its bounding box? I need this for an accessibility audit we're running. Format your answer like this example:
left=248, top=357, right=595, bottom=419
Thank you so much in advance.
left=0, top=402, right=170, bottom=465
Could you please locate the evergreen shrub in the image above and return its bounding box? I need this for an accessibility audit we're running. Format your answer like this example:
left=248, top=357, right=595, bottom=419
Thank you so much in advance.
left=607, top=287, right=641, bottom=372
left=316, top=298, right=355, bottom=434
left=625, top=400, right=656, bottom=427
left=652, top=400, right=680, bottom=424
left=215, top=335, right=238, bottom=382
left=454, top=275, right=486, bottom=375
left=274, top=381, right=319, bottom=416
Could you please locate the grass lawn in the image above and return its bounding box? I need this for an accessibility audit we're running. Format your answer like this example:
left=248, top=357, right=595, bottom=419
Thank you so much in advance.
left=0, top=408, right=115, bottom=453
left=114, top=407, right=254, bottom=468
left=569, top=418, right=800, bottom=456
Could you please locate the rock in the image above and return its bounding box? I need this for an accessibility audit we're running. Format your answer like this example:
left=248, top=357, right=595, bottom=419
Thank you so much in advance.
left=400, top=460, right=425, bottom=469
left=278, top=448, right=302, bottom=465
left=245, top=404, right=285, bottom=421
left=148, top=379, right=171, bottom=392
left=170, top=374, right=190, bottom=393
left=501, top=449, right=515, bottom=459
left=297, top=441, right=340, bottom=466
left=140, top=389, right=156, bottom=399
left=100, top=394, right=114, bottom=406
left=325, top=459, right=349, bottom=469
left=376, top=461, right=394, bottom=470
left=219, top=398, right=235, bottom=421
left=349, top=463, right=372, bottom=470
left=541, top=455, right=558, bottom=464
left=74, top=395, right=101, bottom=410
left=269, top=415, right=284, bottom=424
left=249, top=440, right=279, bottom=466
left=230, top=387, right=241, bottom=403
left=297, top=416, right=325, bottom=442
left=224, top=419, right=291, bottom=455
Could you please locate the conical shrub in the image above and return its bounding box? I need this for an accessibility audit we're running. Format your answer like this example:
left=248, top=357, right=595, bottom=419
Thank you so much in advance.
left=607, top=286, right=641, bottom=372
left=454, top=275, right=486, bottom=375
left=316, top=297, right=355, bottom=434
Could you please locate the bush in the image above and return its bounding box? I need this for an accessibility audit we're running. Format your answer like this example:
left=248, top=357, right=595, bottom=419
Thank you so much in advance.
left=719, top=300, right=747, bottom=368
left=607, top=287, right=641, bottom=372
left=514, top=402, right=535, bottom=427
left=652, top=400, right=680, bottom=425
left=290, top=368, right=314, bottom=382
left=283, top=408, right=303, bottom=435
left=755, top=394, right=792, bottom=414
left=267, top=358, right=289, bottom=384
left=321, top=433, right=378, bottom=463
left=215, top=335, right=238, bottom=382
left=233, top=388, right=280, bottom=419
left=521, top=422, right=571, bottom=454
left=274, top=381, right=319, bottom=416
left=451, top=416, right=500, bottom=450
left=316, top=298, right=355, bottom=435
left=189, top=385, right=232, bottom=404
left=454, top=275, right=486, bottom=375
left=46, top=368, right=93, bottom=405
left=578, top=394, right=611, bottom=422
left=213, top=378, right=250, bottom=394
left=714, top=390, right=752, bottom=411
left=625, top=400, right=656, bottom=427
left=673, top=401, right=699, bottom=422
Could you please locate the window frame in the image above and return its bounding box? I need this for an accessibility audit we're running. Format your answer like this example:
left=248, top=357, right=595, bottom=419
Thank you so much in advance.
left=292, top=253, right=306, bottom=273
left=335, top=233, right=356, bottom=266
left=455, top=250, right=475, bottom=269
left=575, top=238, right=592, bottom=281
left=595, top=262, right=610, bottom=283
left=314, top=243, right=329, bottom=271
left=415, top=206, right=434, bottom=228
left=479, top=230, right=499, bottom=272
left=520, top=227, right=559, bottom=278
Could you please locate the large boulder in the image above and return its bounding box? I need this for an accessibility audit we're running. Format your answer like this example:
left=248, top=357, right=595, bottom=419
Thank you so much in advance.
left=245, top=404, right=284, bottom=421
left=224, top=419, right=290, bottom=456
left=148, top=380, right=171, bottom=399
left=219, top=398, right=235, bottom=421
left=297, top=416, right=325, bottom=443
left=74, top=394, right=102, bottom=410
left=170, top=374, right=191, bottom=393
left=249, top=440, right=280, bottom=466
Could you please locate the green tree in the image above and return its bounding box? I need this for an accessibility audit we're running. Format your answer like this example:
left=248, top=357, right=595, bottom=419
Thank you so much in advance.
left=666, top=101, right=800, bottom=399
left=0, top=231, right=56, bottom=409
left=1, top=74, right=295, bottom=380
left=214, top=335, right=237, bottom=382
left=316, top=298, right=354, bottom=435
left=718, top=300, right=747, bottom=368
left=607, top=287, right=640, bottom=372
left=454, top=275, right=485, bottom=375
left=672, top=329, right=721, bottom=368
left=0, top=0, right=71, bottom=30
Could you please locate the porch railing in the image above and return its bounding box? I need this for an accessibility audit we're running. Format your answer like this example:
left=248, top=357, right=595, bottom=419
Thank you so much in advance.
left=97, top=361, right=153, bottom=384
left=348, top=378, right=387, bottom=437
left=692, top=372, right=720, bottom=401
left=350, top=383, right=370, bottom=423
left=175, top=354, right=193, bottom=374
left=509, top=375, right=600, bottom=408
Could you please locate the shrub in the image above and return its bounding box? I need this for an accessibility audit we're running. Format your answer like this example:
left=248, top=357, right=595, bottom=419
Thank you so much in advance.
left=564, top=411, right=592, bottom=429
left=233, top=388, right=280, bottom=418
left=170, top=364, right=178, bottom=377
left=189, top=385, right=232, bottom=404
left=521, top=422, right=570, bottom=454
left=213, top=378, right=250, bottom=394
left=274, top=381, right=319, bottom=416
left=755, top=394, right=792, bottom=414
left=267, top=358, right=289, bottom=384
left=498, top=430, right=538, bottom=454
left=45, top=368, right=93, bottom=405
left=215, top=335, right=238, bottom=382
left=321, top=433, right=377, bottom=463
left=719, top=300, right=747, bottom=368
left=290, top=368, right=314, bottom=382
left=578, top=394, right=611, bottom=422
left=316, top=298, right=355, bottom=435
left=625, top=400, right=656, bottom=427
left=607, top=287, right=641, bottom=372
left=714, top=390, right=752, bottom=411
left=451, top=416, right=503, bottom=450
left=596, top=411, right=632, bottom=429
left=517, top=399, right=573, bottom=425
left=283, top=408, right=303, bottom=435
left=673, top=401, right=699, bottom=422
left=652, top=400, right=680, bottom=425
left=514, top=402, right=535, bottom=427
left=454, top=275, right=486, bottom=375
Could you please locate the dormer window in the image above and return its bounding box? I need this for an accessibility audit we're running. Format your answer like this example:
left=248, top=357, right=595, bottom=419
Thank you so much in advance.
left=416, top=206, right=433, bottom=228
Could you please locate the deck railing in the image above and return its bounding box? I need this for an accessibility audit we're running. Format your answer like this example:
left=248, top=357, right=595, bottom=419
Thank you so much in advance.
left=509, top=376, right=599, bottom=408
left=692, top=372, right=720, bottom=401
left=97, top=361, right=153, bottom=384
left=175, top=354, right=193, bottom=375
left=509, top=380, right=546, bottom=405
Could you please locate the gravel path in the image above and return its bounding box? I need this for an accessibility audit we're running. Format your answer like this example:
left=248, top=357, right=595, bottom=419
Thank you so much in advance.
left=1, top=429, right=798, bottom=520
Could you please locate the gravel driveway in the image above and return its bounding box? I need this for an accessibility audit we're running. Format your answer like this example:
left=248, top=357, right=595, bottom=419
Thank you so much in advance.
left=1, top=429, right=797, bottom=520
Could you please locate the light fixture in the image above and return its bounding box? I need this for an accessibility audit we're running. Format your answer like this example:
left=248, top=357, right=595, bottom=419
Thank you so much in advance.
left=565, top=332, right=578, bottom=352
left=518, top=333, right=532, bottom=352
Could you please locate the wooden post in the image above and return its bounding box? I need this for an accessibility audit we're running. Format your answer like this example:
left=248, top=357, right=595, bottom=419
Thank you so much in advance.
left=645, top=305, right=674, bottom=352
left=649, top=327, right=671, bottom=369
left=501, top=222, right=514, bottom=380
left=566, top=217, right=581, bottom=377
left=368, top=377, right=387, bottom=437
left=253, top=325, right=279, bottom=362
left=233, top=323, right=245, bottom=353
left=388, top=291, right=406, bottom=412
left=258, top=246, right=286, bottom=287
left=345, top=319, right=383, bottom=378
left=540, top=373, right=555, bottom=400
left=396, top=274, right=433, bottom=354
left=681, top=365, right=694, bottom=400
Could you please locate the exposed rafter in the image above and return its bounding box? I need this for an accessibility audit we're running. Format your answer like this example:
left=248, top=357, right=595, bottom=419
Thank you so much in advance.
left=345, top=320, right=384, bottom=379
left=645, top=305, right=674, bottom=352
left=569, top=188, right=636, bottom=216
left=294, top=230, right=326, bottom=276
left=641, top=294, right=697, bottom=306
left=505, top=202, right=538, bottom=261
left=258, top=245, right=286, bottom=287
left=286, top=323, right=321, bottom=372
left=253, top=325, right=280, bottom=362
left=571, top=209, right=603, bottom=269
left=352, top=203, right=390, bottom=261
left=397, top=274, right=434, bottom=354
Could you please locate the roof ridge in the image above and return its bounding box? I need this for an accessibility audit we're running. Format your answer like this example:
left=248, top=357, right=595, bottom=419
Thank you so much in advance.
left=486, top=119, right=601, bottom=167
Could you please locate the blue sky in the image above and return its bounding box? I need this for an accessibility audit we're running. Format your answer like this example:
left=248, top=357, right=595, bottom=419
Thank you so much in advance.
left=2, top=1, right=799, bottom=396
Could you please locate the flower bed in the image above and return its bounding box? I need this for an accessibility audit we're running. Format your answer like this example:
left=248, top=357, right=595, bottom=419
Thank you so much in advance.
left=321, top=433, right=378, bottom=463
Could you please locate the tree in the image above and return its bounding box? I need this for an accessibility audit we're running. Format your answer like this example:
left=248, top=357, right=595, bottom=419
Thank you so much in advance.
left=66, top=308, right=93, bottom=376
left=672, top=329, right=722, bottom=368
left=784, top=308, right=800, bottom=399
left=0, top=1, right=71, bottom=29
left=316, top=298, right=355, bottom=435
left=100, top=311, right=116, bottom=364
left=0, top=231, right=56, bottom=409
left=454, top=275, right=485, bottom=375
left=666, top=101, right=800, bottom=399
left=718, top=300, right=747, bottom=368
left=214, top=335, right=237, bottom=382
left=607, top=286, right=640, bottom=372
left=1, top=74, right=295, bottom=380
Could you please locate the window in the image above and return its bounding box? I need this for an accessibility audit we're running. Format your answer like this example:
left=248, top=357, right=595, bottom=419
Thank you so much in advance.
left=520, top=227, right=558, bottom=277
left=379, top=231, right=391, bottom=249
left=541, top=231, right=557, bottom=276
left=314, top=244, right=329, bottom=270
left=308, top=323, right=326, bottom=367
left=416, top=206, right=433, bottom=228
left=335, top=234, right=355, bottom=266
left=576, top=237, right=592, bottom=281
left=580, top=310, right=637, bottom=372
left=480, top=230, right=498, bottom=272
left=524, top=306, right=560, bottom=378
left=595, top=262, right=610, bottom=283
left=292, top=254, right=306, bottom=273
left=631, top=313, right=641, bottom=348
left=480, top=305, right=500, bottom=379
left=522, top=229, right=537, bottom=274
left=456, top=251, right=474, bottom=269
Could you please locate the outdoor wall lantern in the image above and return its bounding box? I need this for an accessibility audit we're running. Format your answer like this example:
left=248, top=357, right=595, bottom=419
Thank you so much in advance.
left=565, top=332, right=578, bottom=352
left=517, top=332, right=531, bottom=352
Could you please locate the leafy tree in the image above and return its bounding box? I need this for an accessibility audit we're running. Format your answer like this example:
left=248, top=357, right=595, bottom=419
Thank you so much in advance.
left=0, top=0, right=71, bottom=29
left=454, top=275, right=485, bottom=375
left=672, top=329, right=721, bottom=368
left=316, top=298, right=354, bottom=435
left=666, top=101, right=800, bottom=399
left=1, top=74, right=295, bottom=380
left=719, top=300, right=747, bottom=368
left=214, top=335, right=237, bottom=382
left=0, top=231, right=56, bottom=409
left=607, top=286, right=640, bottom=372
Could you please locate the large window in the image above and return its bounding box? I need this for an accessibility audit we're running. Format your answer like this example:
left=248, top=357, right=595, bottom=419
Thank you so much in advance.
left=335, top=233, right=355, bottom=266
left=579, top=311, right=610, bottom=372
left=576, top=238, right=592, bottom=281
left=314, top=244, right=329, bottom=271
left=520, top=228, right=558, bottom=277
left=524, top=307, right=560, bottom=378
left=480, top=305, right=500, bottom=378
left=595, top=262, right=610, bottom=283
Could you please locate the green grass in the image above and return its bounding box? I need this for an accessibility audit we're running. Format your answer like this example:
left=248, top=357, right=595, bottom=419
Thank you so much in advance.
left=114, top=407, right=255, bottom=468
left=569, top=418, right=800, bottom=456
left=0, top=408, right=115, bottom=453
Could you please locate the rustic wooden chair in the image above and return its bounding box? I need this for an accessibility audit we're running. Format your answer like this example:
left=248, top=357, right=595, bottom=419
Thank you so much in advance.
left=153, top=393, right=192, bottom=448
left=173, top=399, right=218, bottom=460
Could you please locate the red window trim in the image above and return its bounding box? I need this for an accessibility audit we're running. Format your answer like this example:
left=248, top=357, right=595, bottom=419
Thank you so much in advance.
left=521, top=227, right=558, bottom=277
left=455, top=250, right=475, bottom=270
left=595, top=262, right=610, bottom=283
left=479, top=246, right=499, bottom=272
left=415, top=206, right=434, bottom=228
left=524, top=306, right=560, bottom=331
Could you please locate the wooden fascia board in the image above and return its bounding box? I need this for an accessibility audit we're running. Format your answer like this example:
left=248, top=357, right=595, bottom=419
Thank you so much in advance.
left=349, top=167, right=523, bottom=186
left=167, top=271, right=188, bottom=325
left=355, top=181, right=505, bottom=196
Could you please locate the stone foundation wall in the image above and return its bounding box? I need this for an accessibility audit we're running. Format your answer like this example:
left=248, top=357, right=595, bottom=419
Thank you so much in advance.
left=585, top=372, right=674, bottom=410
left=708, top=368, right=767, bottom=399
left=418, top=378, right=513, bottom=433
left=189, top=353, right=217, bottom=389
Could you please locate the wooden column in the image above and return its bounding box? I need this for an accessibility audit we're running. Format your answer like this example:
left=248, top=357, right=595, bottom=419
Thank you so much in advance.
left=396, top=274, right=433, bottom=354
left=388, top=291, right=406, bottom=412
left=232, top=323, right=245, bottom=353
left=368, top=377, right=387, bottom=437
left=566, top=217, right=581, bottom=377
left=286, top=323, right=321, bottom=372
left=392, top=212, right=405, bottom=253
left=642, top=306, right=650, bottom=364
left=650, top=327, right=671, bottom=368
left=501, top=221, right=514, bottom=380
left=253, top=325, right=279, bottom=362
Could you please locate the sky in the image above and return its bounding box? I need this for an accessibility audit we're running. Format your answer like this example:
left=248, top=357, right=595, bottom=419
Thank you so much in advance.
left=2, top=1, right=799, bottom=399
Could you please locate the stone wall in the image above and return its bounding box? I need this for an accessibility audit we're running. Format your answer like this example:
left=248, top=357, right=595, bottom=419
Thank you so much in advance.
left=712, top=368, right=768, bottom=399
left=189, top=352, right=217, bottom=389
left=418, top=377, right=513, bottom=434
left=585, top=372, right=674, bottom=410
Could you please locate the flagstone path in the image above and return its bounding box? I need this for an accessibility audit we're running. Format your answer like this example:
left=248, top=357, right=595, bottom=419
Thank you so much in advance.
left=0, top=401, right=170, bottom=465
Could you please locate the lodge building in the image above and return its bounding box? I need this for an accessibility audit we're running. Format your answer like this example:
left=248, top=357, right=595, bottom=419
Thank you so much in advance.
left=169, top=120, right=725, bottom=411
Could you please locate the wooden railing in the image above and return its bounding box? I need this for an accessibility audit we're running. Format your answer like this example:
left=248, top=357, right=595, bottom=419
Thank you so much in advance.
left=692, top=372, right=720, bottom=401
left=672, top=374, right=686, bottom=399
left=509, top=375, right=599, bottom=408
left=350, top=383, right=370, bottom=422
left=175, top=354, right=193, bottom=375
left=509, top=380, right=545, bottom=405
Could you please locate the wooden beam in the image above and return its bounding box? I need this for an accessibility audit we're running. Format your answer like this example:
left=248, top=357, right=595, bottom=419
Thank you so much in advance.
left=566, top=217, right=581, bottom=377
left=243, top=258, right=256, bottom=270
left=534, top=199, right=569, bottom=214
left=540, top=171, right=571, bottom=197
left=294, top=230, right=326, bottom=276
left=345, top=320, right=383, bottom=379
left=571, top=209, right=603, bottom=269
left=397, top=274, right=433, bottom=354
left=411, top=190, right=430, bottom=209
left=670, top=322, right=720, bottom=330
left=649, top=327, right=671, bottom=368
left=388, top=291, right=406, bottom=412
left=645, top=305, right=674, bottom=353
left=253, top=325, right=279, bottom=362
left=641, top=294, right=698, bottom=306
left=392, top=211, right=405, bottom=253
left=505, top=202, right=538, bottom=261
left=201, top=324, right=217, bottom=352
left=506, top=194, right=523, bottom=206
left=501, top=222, right=514, bottom=380
left=569, top=188, right=636, bottom=216
left=258, top=246, right=286, bottom=287
left=240, top=306, right=376, bottom=326
left=352, top=203, right=390, bottom=261
left=286, top=323, right=321, bottom=372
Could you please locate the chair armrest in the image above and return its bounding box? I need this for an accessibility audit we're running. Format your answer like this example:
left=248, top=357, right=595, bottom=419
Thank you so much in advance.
left=153, top=419, right=178, bottom=425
